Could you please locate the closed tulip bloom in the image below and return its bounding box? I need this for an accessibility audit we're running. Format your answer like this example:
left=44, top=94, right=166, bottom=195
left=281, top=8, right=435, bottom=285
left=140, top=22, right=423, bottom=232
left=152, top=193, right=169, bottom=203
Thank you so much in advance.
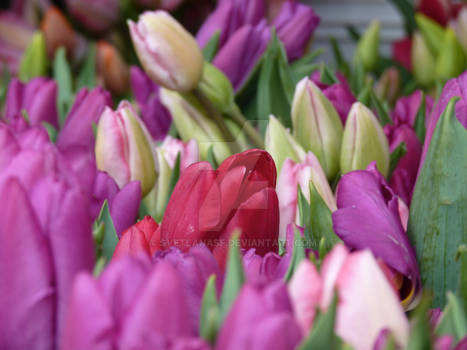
left=412, top=32, right=436, bottom=87
left=340, top=102, right=390, bottom=177
left=129, top=10, right=204, bottom=92
left=161, top=149, right=279, bottom=268
left=332, top=164, right=421, bottom=309
left=40, top=6, right=77, bottom=59
left=356, top=20, right=380, bottom=71
left=242, top=249, right=286, bottom=283
left=95, top=101, right=156, bottom=196
left=96, top=41, right=130, bottom=96
left=292, top=77, right=344, bottom=179
left=5, top=77, right=59, bottom=128
left=66, top=0, right=120, bottom=33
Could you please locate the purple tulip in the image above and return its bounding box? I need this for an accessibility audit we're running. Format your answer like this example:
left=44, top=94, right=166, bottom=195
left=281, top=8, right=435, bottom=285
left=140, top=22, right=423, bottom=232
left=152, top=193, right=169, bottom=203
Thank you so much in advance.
left=57, top=87, right=112, bottom=152
left=310, top=71, right=356, bottom=124
left=61, top=258, right=209, bottom=349
left=66, top=0, right=120, bottom=33
left=420, top=70, right=467, bottom=172
left=391, top=90, right=434, bottom=127
left=0, top=125, right=94, bottom=348
left=196, top=0, right=264, bottom=48
left=273, top=1, right=320, bottom=61
left=5, top=77, right=59, bottom=128
left=332, top=163, right=421, bottom=309
left=385, top=124, right=422, bottom=205
left=130, top=66, right=172, bottom=141
left=0, top=11, right=34, bottom=74
left=153, top=244, right=223, bottom=333
left=215, top=280, right=302, bottom=350
left=242, top=249, right=286, bottom=283
left=213, top=21, right=270, bottom=91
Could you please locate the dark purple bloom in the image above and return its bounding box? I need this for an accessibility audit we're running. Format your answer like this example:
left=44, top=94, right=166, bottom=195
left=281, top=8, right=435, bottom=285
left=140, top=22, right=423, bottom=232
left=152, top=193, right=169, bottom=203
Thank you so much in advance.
left=215, top=280, right=302, bottom=350
left=213, top=22, right=270, bottom=91
left=332, top=163, right=421, bottom=309
left=5, top=77, right=59, bottom=128
left=273, top=1, right=320, bottom=61
left=57, top=87, right=112, bottom=152
left=130, top=66, right=172, bottom=141
left=66, top=0, right=120, bottom=33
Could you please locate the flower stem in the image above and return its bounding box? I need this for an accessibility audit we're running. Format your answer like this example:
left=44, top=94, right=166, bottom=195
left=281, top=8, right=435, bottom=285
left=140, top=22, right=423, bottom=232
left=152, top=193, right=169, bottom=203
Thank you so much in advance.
left=228, top=105, right=265, bottom=149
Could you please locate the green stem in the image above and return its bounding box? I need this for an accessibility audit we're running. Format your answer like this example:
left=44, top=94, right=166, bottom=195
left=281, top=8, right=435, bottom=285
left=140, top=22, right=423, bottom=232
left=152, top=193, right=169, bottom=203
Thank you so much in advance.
left=228, top=105, right=265, bottom=149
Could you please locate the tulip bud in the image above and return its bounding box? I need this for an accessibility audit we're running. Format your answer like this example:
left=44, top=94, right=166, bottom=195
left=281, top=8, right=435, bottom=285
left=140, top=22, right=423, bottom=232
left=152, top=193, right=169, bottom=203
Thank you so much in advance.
left=291, top=77, right=343, bottom=179
left=340, top=102, right=390, bottom=177
left=159, top=88, right=231, bottom=163
left=198, top=61, right=235, bottom=114
left=18, top=31, right=48, bottom=82
left=95, top=101, right=156, bottom=196
left=355, top=20, right=380, bottom=71
left=454, top=8, right=467, bottom=53
left=128, top=10, right=204, bottom=92
left=375, top=67, right=400, bottom=106
left=415, top=13, right=444, bottom=54
left=40, top=6, right=76, bottom=59
left=265, top=115, right=306, bottom=173
left=66, top=0, right=120, bottom=33
left=411, top=32, right=436, bottom=88
left=435, top=28, right=466, bottom=81
left=96, top=41, right=130, bottom=96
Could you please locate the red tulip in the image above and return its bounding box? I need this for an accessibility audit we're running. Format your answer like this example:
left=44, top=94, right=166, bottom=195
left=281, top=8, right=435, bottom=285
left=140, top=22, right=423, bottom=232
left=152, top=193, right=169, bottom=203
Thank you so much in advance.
left=113, top=216, right=161, bottom=259
left=160, top=149, right=279, bottom=268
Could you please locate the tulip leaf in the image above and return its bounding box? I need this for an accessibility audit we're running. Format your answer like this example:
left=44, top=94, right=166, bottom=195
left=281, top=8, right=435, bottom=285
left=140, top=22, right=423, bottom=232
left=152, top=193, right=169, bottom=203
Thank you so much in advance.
left=387, top=0, right=416, bottom=35
left=18, top=31, right=48, bottom=82
left=415, top=13, right=445, bottom=55
left=369, top=88, right=391, bottom=126
left=206, top=145, right=219, bottom=169
left=166, top=152, right=181, bottom=206
left=309, top=181, right=341, bottom=254
left=406, top=294, right=432, bottom=350
left=290, top=49, right=323, bottom=83
left=408, top=97, right=467, bottom=307
left=320, top=65, right=339, bottom=85
left=97, top=200, right=118, bottom=261
left=200, top=275, right=220, bottom=344
left=414, top=93, right=427, bottom=143
left=202, top=31, right=220, bottom=62
left=330, top=37, right=350, bottom=78
left=257, top=31, right=294, bottom=132
left=388, top=142, right=407, bottom=179
left=346, top=25, right=361, bottom=42
left=351, top=59, right=366, bottom=97
left=457, top=245, right=467, bottom=315
left=0, top=64, right=11, bottom=108
left=219, top=231, right=245, bottom=321
left=41, top=122, right=57, bottom=143
left=298, top=293, right=340, bottom=350
left=297, top=186, right=310, bottom=229
left=53, top=47, right=73, bottom=126
left=285, top=227, right=306, bottom=282
left=435, top=292, right=467, bottom=343
left=76, top=42, right=96, bottom=91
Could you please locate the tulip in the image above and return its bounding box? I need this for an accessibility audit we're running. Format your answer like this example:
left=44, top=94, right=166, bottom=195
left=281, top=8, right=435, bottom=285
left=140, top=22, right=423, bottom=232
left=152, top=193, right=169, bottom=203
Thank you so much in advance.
left=160, top=149, right=279, bottom=268
left=276, top=152, right=336, bottom=240
left=40, top=6, right=77, bottom=59
left=356, top=20, right=380, bottom=71
left=215, top=281, right=302, bottom=350
left=291, top=77, right=344, bottom=179
left=18, top=31, right=48, bottom=82
left=213, top=21, right=270, bottom=91
left=412, top=32, right=436, bottom=87
left=4, top=77, right=59, bottom=128
left=391, top=90, right=434, bottom=127
left=454, top=7, right=467, bottom=53
left=288, top=245, right=410, bottom=350
left=96, top=41, right=130, bottom=96
left=0, top=12, right=34, bottom=74
left=417, top=0, right=452, bottom=26
left=62, top=258, right=209, bottom=349
left=415, top=13, right=445, bottom=54
left=310, top=71, right=357, bottom=124
left=375, top=67, right=401, bottom=106
left=340, top=102, right=390, bottom=177
left=95, top=101, right=156, bottom=196
left=113, top=216, right=161, bottom=259
left=159, top=88, right=232, bottom=163
left=435, top=28, right=466, bottom=81
left=0, top=129, right=94, bottom=348
left=129, top=10, right=204, bottom=92
left=57, top=87, right=112, bottom=152
left=66, top=0, right=120, bottom=33
left=392, top=37, right=412, bottom=72
left=332, top=164, right=421, bottom=309
left=242, top=249, right=286, bottom=283
left=264, top=115, right=306, bottom=173
left=130, top=66, right=172, bottom=141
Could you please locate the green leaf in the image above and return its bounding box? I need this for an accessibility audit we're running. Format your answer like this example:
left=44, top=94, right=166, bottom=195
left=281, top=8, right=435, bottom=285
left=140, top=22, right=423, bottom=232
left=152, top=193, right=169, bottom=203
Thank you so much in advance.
left=320, top=65, right=339, bottom=85
left=20, top=109, right=30, bottom=124
left=76, top=43, right=96, bottom=91
left=330, top=37, right=350, bottom=77
left=406, top=294, right=433, bottom=350
left=98, top=200, right=119, bottom=261
left=202, top=31, right=220, bottom=62
left=350, top=58, right=366, bottom=96
left=309, top=181, right=341, bottom=254
left=93, top=256, right=107, bottom=277
left=0, top=64, right=11, bottom=107
left=298, top=186, right=311, bottom=228
left=408, top=97, right=467, bottom=307
left=290, top=49, right=323, bottom=83
left=346, top=25, right=361, bottom=42
left=219, top=231, right=245, bottom=321
left=387, top=0, right=416, bottom=35
left=388, top=142, right=407, bottom=179
left=369, top=88, right=392, bottom=126
left=435, top=292, right=467, bottom=343
left=298, top=293, right=340, bottom=350
left=414, top=93, right=427, bottom=143
left=206, top=145, right=219, bottom=169
left=284, top=227, right=306, bottom=282
left=53, top=47, right=73, bottom=126
left=18, top=31, right=48, bottom=82
left=200, top=275, right=220, bottom=344
left=41, top=122, right=57, bottom=143
left=457, top=245, right=467, bottom=315
left=165, top=152, right=181, bottom=207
